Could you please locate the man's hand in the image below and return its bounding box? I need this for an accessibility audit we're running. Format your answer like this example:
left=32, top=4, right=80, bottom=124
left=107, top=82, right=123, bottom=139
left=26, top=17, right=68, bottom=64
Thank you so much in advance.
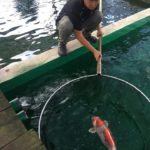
left=74, top=30, right=102, bottom=62
left=93, top=50, right=102, bottom=61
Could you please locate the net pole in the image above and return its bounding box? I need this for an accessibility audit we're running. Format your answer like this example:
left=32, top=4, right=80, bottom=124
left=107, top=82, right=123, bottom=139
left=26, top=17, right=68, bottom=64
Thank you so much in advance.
left=97, top=0, right=102, bottom=75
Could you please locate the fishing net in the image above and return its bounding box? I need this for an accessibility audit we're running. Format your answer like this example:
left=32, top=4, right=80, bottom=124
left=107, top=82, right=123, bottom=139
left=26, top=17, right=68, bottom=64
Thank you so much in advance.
left=38, top=74, right=150, bottom=150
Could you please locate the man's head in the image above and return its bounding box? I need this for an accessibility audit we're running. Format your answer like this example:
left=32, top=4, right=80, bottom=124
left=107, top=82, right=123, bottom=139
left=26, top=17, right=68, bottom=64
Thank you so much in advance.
left=84, top=0, right=100, bottom=10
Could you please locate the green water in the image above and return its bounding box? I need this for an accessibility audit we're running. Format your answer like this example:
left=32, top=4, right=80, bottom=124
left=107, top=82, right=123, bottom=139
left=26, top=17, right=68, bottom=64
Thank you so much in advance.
left=6, top=22, right=150, bottom=150
left=42, top=76, right=150, bottom=150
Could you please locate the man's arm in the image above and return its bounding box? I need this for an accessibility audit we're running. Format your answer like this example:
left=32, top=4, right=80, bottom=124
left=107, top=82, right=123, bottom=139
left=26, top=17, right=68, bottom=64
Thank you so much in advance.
left=74, top=30, right=101, bottom=61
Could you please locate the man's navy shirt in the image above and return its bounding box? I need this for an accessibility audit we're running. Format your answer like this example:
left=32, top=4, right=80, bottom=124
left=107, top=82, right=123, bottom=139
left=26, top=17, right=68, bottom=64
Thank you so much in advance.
left=56, top=0, right=98, bottom=31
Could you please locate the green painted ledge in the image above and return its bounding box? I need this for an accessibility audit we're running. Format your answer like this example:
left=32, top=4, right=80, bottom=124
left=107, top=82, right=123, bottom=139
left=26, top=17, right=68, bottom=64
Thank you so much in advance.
left=0, top=16, right=150, bottom=94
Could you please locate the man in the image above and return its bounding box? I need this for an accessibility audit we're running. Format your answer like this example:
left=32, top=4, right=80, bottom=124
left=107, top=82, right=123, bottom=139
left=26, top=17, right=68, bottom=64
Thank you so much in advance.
left=56, top=0, right=104, bottom=61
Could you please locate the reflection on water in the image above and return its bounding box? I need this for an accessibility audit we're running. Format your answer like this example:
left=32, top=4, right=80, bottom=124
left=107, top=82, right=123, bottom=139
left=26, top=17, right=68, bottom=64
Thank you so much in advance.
left=0, top=0, right=63, bottom=38
left=102, top=0, right=146, bottom=24
left=11, top=49, right=40, bottom=60
left=0, top=0, right=66, bottom=68
left=15, top=0, right=38, bottom=18
left=0, top=0, right=148, bottom=68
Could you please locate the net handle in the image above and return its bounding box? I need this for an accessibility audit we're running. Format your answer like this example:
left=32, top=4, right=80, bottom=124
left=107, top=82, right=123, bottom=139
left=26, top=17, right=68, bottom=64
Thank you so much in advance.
left=97, top=0, right=102, bottom=75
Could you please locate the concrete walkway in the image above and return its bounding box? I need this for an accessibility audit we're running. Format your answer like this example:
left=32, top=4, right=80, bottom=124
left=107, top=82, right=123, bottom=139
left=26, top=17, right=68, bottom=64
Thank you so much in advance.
left=0, top=91, right=46, bottom=150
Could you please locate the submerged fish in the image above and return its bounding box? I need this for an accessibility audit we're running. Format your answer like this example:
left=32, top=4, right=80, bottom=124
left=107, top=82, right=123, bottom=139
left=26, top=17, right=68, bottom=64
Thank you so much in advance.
left=89, top=116, right=117, bottom=150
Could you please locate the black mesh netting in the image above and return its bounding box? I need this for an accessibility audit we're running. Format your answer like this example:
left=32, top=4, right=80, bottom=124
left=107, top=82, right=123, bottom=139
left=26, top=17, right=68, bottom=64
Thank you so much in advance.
left=40, top=75, right=150, bottom=150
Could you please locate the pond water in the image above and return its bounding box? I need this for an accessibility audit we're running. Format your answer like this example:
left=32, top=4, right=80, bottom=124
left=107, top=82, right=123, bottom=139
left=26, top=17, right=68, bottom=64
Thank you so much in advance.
left=0, top=0, right=148, bottom=68
left=41, top=75, right=150, bottom=150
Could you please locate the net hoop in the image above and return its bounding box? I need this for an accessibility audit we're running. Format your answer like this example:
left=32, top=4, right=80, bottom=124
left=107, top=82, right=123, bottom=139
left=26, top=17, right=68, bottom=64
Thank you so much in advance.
left=38, top=74, right=150, bottom=139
